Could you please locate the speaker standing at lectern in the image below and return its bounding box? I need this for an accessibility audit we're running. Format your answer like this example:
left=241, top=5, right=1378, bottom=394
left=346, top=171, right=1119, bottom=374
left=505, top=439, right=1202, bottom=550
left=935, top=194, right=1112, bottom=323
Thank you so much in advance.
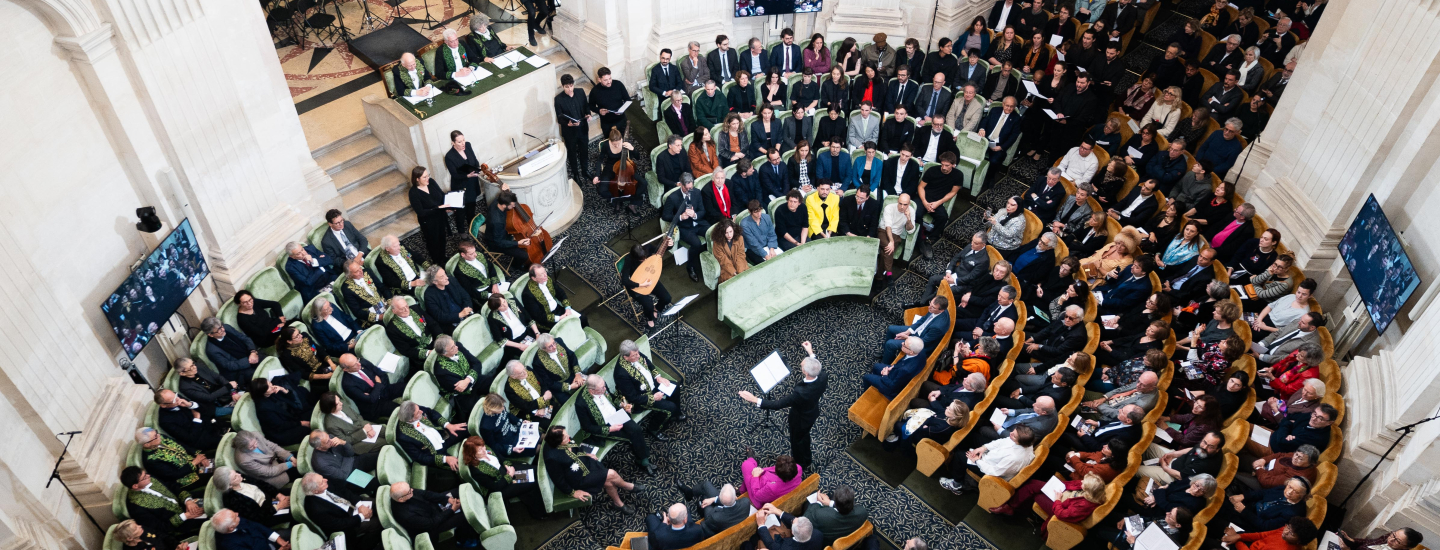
left=739, top=341, right=828, bottom=472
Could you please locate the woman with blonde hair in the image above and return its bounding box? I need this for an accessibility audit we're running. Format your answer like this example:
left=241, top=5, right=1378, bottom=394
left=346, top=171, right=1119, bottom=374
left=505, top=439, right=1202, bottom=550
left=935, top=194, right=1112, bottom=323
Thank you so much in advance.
left=888, top=399, right=972, bottom=449
left=989, top=472, right=1109, bottom=530
left=1141, top=86, right=1184, bottom=137
left=476, top=393, right=537, bottom=460
left=1080, top=226, right=1143, bottom=282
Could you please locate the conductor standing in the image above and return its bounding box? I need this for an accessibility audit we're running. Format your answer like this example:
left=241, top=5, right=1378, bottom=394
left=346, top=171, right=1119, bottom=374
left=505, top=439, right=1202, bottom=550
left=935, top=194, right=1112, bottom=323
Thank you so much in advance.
left=739, top=341, right=828, bottom=472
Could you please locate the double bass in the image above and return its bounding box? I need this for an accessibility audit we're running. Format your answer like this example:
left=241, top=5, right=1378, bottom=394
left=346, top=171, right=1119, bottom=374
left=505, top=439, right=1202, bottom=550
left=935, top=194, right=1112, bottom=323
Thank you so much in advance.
left=610, top=144, right=638, bottom=199
left=480, top=165, right=554, bottom=264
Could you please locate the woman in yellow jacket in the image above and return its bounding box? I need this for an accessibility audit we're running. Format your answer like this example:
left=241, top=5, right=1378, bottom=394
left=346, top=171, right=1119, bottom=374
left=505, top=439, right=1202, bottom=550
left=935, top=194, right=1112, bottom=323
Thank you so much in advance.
left=804, top=180, right=842, bottom=237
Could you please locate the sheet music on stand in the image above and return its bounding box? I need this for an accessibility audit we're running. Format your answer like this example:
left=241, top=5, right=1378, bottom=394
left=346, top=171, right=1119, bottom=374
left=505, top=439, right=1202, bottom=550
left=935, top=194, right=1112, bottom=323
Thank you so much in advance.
left=750, top=351, right=791, bottom=394
left=541, top=236, right=567, bottom=263
left=663, top=294, right=699, bottom=317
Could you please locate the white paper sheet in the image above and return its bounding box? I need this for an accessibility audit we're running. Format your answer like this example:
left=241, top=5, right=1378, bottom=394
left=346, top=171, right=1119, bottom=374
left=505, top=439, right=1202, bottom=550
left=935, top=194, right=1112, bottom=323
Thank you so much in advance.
left=1040, top=476, right=1068, bottom=500
left=525, top=55, right=550, bottom=68
left=517, top=421, right=540, bottom=448
left=496, top=281, right=511, bottom=295
left=604, top=409, right=632, bottom=425
left=750, top=351, right=791, bottom=393
left=1022, top=79, right=1048, bottom=100
left=673, top=246, right=689, bottom=265
left=1128, top=119, right=1142, bottom=133
left=377, top=352, right=402, bottom=373
left=990, top=408, right=1008, bottom=427
left=501, top=50, right=527, bottom=64
left=1049, top=34, right=1064, bottom=46
left=361, top=425, right=382, bottom=444
left=452, top=70, right=481, bottom=88
left=492, top=56, right=515, bottom=69
left=1251, top=426, right=1272, bottom=447
left=658, top=379, right=677, bottom=397
left=403, top=86, right=443, bottom=104
left=663, top=294, right=699, bottom=316
left=1154, top=428, right=1174, bottom=443
left=444, top=191, right=465, bottom=208
left=1128, top=145, right=1144, bottom=158
left=1222, top=524, right=1247, bottom=549
left=1143, top=458, right=1161, bottom=466
left=616, top=100, right=633, bottom=114
left=1319, top=531, right=1344, bottom=550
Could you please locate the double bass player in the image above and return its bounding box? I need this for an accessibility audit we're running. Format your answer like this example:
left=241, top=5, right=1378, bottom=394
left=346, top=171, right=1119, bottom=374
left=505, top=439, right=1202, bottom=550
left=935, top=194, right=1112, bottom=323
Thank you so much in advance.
left=486, top=191, right=547, bottom=268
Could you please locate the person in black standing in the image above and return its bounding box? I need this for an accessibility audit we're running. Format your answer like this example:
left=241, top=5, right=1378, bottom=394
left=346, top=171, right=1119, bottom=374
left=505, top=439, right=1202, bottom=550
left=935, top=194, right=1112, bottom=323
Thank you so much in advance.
left=408, top=166, right=455, bottom=265
left=518, top=0, right=554, bottom=46
left=738, top=341, right=827, bottom=473
left=443, top=130, right=484, bottom=234
left=589, top=67, right=630, bottom=140
left=555, top=74, right=593, bottom=184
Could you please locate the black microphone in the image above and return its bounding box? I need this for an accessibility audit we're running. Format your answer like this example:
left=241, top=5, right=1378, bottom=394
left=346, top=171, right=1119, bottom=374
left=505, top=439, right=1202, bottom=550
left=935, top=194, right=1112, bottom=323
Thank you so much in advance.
left=524, top=133, right=543, bottom=142
left=58, top=431, right=82, bottom=435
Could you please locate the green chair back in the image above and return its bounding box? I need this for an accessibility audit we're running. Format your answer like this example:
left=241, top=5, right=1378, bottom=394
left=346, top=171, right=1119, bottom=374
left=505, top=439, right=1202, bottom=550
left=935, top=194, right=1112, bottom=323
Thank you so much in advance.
left=298, top=433, right=314, bottom=474
left=102, top=525, right=122, bottom=550
left=216, top=432, right=237, bottom=468
left=454, top=314, right=503, bottom=376
left=377, top=484, right=408, bottom=539
left=307, top=223, right=329, bottom=250
left=357, top=326, right=410, bottom=381
left=112, top=484, right=130, bottom=520
left=291, top=481, right=320, bottom=535
left=190, top=331, right=217, bottom=372
left=244, top=266, right=303, bottom=319
left=218, top=298, right=238, bottom=331
left=377, top=445, right=410, bottom=486
left=510, top=273, right=531, bottom=309
left=403, top=371, right=450, bottom=420
left=198, top=520, right=216, bottom=550
left=382, top=65, right=398, bottom=97
left=232, top=393, right=261, bottom=433
left=292, top=524, right=325, bottom=550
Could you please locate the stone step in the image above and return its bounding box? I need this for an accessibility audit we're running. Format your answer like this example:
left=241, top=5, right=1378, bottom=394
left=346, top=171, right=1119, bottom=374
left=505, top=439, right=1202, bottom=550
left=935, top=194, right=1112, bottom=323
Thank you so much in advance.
left=317, top=134, right=384, bottom=175
left=341, top=168, right=408, bottom=213
left=362, top=217, right=420, bottom=249
left=331, top=152, right=398, bottom=194
left=310, top=126, right=372, bottom=159
left=348, top=188, right=414, bottom=237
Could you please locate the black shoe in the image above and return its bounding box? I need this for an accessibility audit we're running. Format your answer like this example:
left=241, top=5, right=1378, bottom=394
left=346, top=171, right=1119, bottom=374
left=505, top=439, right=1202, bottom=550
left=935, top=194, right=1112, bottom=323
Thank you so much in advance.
left=921, top=241, right=934, bottom=259
left=529, top=36, right=538, bottom=46
left=688, top=270, right=701, bottom=282
left=537, top=25, right=547, bottom=35
left=643, top=462, right=657, bottom=475
left=678, top=485, right=697, bottom=500
left=632, top=483, right=649, bottom=492
left=676, top=413, right=688, bottom=421
left=745, top=446, right=756, bottom=459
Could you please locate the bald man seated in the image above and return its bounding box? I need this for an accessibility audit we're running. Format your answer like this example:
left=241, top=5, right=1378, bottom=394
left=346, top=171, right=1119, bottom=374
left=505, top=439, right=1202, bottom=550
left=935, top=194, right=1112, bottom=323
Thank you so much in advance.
left=646, top=502, right=707, bottom=549
left=389, top=482, right=477, bottom=542
left=676, top=482, right=752, bottom=537
left=392, top=52, right=435, bottom=98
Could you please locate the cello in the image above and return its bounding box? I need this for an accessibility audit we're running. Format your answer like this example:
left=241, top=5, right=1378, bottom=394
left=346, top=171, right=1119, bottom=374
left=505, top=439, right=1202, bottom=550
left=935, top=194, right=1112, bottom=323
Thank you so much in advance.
left=480, top=165, right=554, bottom=264
left=610, top=143, right=638, bottom=199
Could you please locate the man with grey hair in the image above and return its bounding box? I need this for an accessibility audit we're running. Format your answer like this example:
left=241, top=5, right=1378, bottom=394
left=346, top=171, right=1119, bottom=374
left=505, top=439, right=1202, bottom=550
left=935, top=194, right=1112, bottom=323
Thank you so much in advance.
left=577, top=374, right=655, bottom=474
left=1196, top=117, right=1245, bottom=175
left=614, top=339, right=685, bottom=439
left=646, top=502, right=705, bottom=549
left=301, top=472, right=382, bottom=549
left=307, top=430, right=378, bottom=500
left=1019, top=304, right=1088, bottom=364
left=436, top=28, right=475, bottom=81
left=661, top=165, right=710, bottom=282
left=212, top=508, right=288, bottom=550
left=388, top=481, right=475, bottom=541
left=283, top=240, right=335, bottom=304
left=756, top=504, right=820, bottom=550
left=393, top=401, right=467, bottom=478
left=421, top=265, right=473, bottom=335
left=655, top=133, right=692, bottom=190
left=675, top=481, right=751, bottom=537
left=337, top=352, right=402, bottom=421
left=135, top=425, right=212, bottom=494
left=681, top=40, right=710, bottom=93
left=309, top=296, right=359, bottom=358
left=383, top=295, right=431, bottom=365
left=152, top=388, right=225, bottom=453
left=922, top=231, right=991, bottom=302
left=376, top=235, right=424, bottom=297
left=465, top=14, right=514, bottom=61
left=1011, top=232, right=1059, bottom=292
left=531, top=332, right=584, bottom=403
left=1202, top=34, right=1245, bottom=75
left=1022, top=167, right=1067, bottom=224
left=739, top=341, right=826, bottom=471
left=433, top=335, right=487, bottom=422
left=1259, top=377, right=1325, bottom=428
left=863, top=336, right=927, bottom=399
left=956, top=284, right=1019, bottom=343
left=913, top=370, right=989, bottom=412
left=1063, top=402, right=1145, bottom=453
left=202, top=316, right=260, bottom=383
left=505, top=360, right=554, bottom=422
left=1084, top=370, right=1161, bottom=422
left=1254, top=316, right=1323, bottom=366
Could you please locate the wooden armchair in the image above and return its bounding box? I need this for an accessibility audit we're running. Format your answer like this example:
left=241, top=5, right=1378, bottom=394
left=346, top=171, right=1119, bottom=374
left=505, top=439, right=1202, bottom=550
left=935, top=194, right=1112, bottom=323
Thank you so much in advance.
left=915, top=360, right=1016, bottom=476
left=847, top=286, right=957, bottom=441
left=1043, top=422, right=1157, bottom=550
left=824, top=521, right=874, bottom=550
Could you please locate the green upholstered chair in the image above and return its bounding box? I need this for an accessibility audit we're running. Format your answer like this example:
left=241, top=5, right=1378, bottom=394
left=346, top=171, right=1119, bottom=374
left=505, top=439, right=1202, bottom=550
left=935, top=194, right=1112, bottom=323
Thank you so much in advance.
left=275, top=251, right=296, bottom=289
left=551, top=315, right=606, bottom=367
left=217, top=298, right=238, bottom=332
left=422, top=350, right=437, bottom=376
left=640, top=61, right=661, bottom=120
left=143, top=403, right=161, bottom=432
left=190, top=331, right=218, bottom=373
left=644, top=144, right=668, bottom=209
left=126, top=442, right=144, bottom=468
left=356, top=326, right=410, bottom=382
left=376, top=445, right=412, bottom=487
left=377, top=485, right=407, bottom=540
left=244, top=266, right=303, bottom=319
left=203, top=482, right=220, bottom=517
left=509, top=273, right=531, bottom=310
left=882, top=195, right=922, bottom=260
left=454, top=315, right=506, bottom=377
left=380, top=295, right=419, bottom=326
left=291, top=480, right=322, bottom=536
left=232, top=393, right=262, bottom=433
left=403, top=371, right=452, bottom=420
left=297, top=433, right=315, bottom=475
left=954, top=130, right=992, bottom=196
left=381, top=63, right=399, bottom=98
left=197, top=520, right=216, bottom=550
left=102, top=525, right=122, bottom=550
left=699, top=224, right=723, bottom=290
left=459, top=483, right=517, bottom=550
left=716, top=236, right=880, bottom=338
left=307, top=223, right=329, bottom=250
left=215, top=432, right=237, bottom=469
left=112, top=483, right=130, bottom=521
left=161, top=368, right=180, bottom=392
left=291, top=524, right=326, bottom=550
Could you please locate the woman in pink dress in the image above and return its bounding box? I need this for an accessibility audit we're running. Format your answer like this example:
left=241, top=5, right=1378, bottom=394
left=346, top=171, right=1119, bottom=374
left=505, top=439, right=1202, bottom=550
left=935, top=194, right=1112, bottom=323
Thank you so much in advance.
left=740, top=452, right=804, bottom=508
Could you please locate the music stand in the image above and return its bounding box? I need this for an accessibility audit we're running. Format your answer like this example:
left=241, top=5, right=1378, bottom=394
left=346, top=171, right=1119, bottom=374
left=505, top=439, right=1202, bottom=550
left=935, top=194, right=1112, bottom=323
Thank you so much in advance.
left=356, top=0, right=389, bottom=30
left=749, top=351, right=790, bottom=429
left=330, top=0, right=356, bottom=43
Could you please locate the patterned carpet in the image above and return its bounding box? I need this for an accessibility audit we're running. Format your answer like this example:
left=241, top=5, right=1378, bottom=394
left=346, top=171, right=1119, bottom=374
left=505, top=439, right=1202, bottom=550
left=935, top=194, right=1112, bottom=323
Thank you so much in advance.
left=391, top=1, right=1210, bottom=545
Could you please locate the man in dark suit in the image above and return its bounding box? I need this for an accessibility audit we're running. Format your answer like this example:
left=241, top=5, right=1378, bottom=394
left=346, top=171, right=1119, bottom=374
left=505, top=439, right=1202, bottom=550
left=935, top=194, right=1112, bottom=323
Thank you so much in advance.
left=1073, top=403, right=1144, bottom=451
left=1258, top=64, right=1292, bottom=104
left=1201, top=35, right=1245, bottom=75
left=1108, top=179, right=1159, bottom=227
left=283, top=242, right=335, bottom=304
left=993, top=365, right=1076, bottom=410
left=320, top=210, right=370, bottom=262
left=1101, top=0, right=1138, bottom=37
left=300, top=473, right=382, bottom=549
left=921, top=40, right=960, bottom=88
left=781, top=109, right=815, bottom=153
left=758, top=149, right=790, bottom=201
left=739, top=38, right=770, bottom=78
left=1098, top=255, right=1157, bottom=315
left=838, top=187, right=881, bottom=237
left=307, top=431, right=379, bottom=501
left=463, top=16, right=511, bottom=61
left=655, top=135, right=692, bottom=190
left=532, top=335, right=584, bottom=404
left=768, top=28, right=803, bottom=76
left=153, top=389, right=225, bottom=452
left=739, top=341, right=828, bottom=471
left=1022, top=168, right=1068, bottom=224
left=647, top=503, right=707, bottom=550
left=878, top=107, right=917, bottom=153
left=662, top=173, right=711, bottom=281
left=121, top=467, right=205, bottom=540
left=249, top=374, right=311, bottom=446
left=803, top=486, right=871, bottom=546
left=450, top=241, right=501, bottom=306
left=174, top=357, right=235, bottom=416
left=383, top=297, right=432, bottom=366
left=212, top=509, right=288, bottom=550
left=877, top=146, right=921, bottom=200
left=201, top=318, right=260, bottom=383
left=485, top=199, right=531, bottom=267
left=1269, top=404, right=1335, bottom=454
left=390, top=53, right=433, bottom=99
left=707, top=35, right=740, bottom=83
left=865, top=336, right=928, bottom=399
left=434, top=29, right=476, bottom=82
left=815, top=140, right=852, bottom=184
left=1089, top=45, right=1128, bottom=98
left=976, top=97, right=1021, bottom=165
left=389, top=482, right=476, bottom=541
left=1018, top=305, right=1088, bottom=364
left=1162, top=248, right=1218, bottom=304
left=432, top=336, right=488, bottom=423
left=649, top=49, right=684, bottom=103
left=969, top=396, right=1061, bottom=445
left=700, top=169, right=739, bottom=224
left=685, top=483, right=751, bottom=537
left=337, top=353, right=403, bottom=422
left=955, top=286, right=1019, bottom=338
left=1011, top=235, right=1058, bottom=289
left=883, top=66, right=920, bottom=115
left=924, top=231, right=992, bottom=299
left=881, top=296, right=952, bottom=362
left=911, top=117, right=959, bottom=164
left=1200, top=71, right=1244, bottom=119
left=1045, top=74, right=1101, bottom=155
left=914, top=73, right=954, bottom=125
left=310, top=298, right=359, bottom=358
left=1256, top=19, right=1296, bottom=65
left=756, top=507, right=825, bottom=550
left=661, top=91, right=697, bottom=136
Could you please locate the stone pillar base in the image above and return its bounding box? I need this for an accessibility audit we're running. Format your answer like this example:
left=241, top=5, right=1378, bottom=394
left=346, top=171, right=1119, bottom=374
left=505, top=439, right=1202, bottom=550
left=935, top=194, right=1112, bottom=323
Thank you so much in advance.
left=825, top=5, right=911, bottom=43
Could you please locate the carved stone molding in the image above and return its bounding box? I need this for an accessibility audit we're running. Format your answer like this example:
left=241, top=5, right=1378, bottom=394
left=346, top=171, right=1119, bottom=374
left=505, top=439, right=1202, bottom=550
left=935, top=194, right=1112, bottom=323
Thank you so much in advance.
left=52, top=23, right=116, bottom=64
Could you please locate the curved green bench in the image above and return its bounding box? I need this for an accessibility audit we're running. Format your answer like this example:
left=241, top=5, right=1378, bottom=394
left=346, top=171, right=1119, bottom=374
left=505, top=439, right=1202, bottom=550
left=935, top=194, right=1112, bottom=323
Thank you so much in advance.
left=717, top=236, right=879, bottom=339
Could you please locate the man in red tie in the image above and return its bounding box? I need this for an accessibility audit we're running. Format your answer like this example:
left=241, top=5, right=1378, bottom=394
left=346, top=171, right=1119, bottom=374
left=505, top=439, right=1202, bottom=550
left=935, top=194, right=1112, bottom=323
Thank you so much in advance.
left=702, top=166, right=735, bottom=224
left=337, top=353, right=404, bottom=422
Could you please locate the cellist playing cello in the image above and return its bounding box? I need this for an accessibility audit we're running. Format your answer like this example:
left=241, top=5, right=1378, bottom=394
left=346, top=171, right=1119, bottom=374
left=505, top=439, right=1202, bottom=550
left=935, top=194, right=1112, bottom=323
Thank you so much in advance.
left=486, top=190, right=550, bottom=267
left=594, top=128, right=645, bottom=213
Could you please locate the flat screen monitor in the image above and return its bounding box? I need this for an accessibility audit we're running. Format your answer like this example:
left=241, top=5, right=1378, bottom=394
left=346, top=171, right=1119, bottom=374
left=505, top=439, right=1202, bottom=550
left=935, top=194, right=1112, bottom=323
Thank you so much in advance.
left=1338, top=195, right=1421, bottom=333
left=735, top=0, right=822, bottom=17
left=102, top=219, right=209, bottom=359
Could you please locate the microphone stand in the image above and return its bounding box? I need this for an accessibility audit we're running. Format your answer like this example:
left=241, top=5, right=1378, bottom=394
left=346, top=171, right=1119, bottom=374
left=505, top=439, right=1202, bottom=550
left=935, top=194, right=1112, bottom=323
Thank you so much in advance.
left=1333, top=412, right=1440, bottom=528
left=46, top=431, right=104, bottom=535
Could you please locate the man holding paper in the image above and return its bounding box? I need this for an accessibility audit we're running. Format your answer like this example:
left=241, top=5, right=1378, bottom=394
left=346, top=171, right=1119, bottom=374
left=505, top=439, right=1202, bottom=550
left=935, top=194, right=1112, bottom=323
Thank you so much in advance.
left=615, top=340, right=684, bottom=438
left=1138, top=431, right=1224, bottom=483
left=739, top=341, right=827, bottom=472
left=307, top=431, right=380, bottom=501
left=577, top=374, right=657, bottom=475
left=338, top=353, right=404, bottom=421
left=391, top=52, right=435, bottom=99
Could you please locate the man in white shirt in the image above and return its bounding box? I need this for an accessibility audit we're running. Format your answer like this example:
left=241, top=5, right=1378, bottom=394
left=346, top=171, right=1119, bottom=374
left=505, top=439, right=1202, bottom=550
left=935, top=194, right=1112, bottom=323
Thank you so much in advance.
left=877, top=193, right=916, bottom=277
left=392, top=52, right=434, bottom=98
left=938, top=424, right=1036, bottom=495
left=522, top=264, right=579, bottom=332
left=1058, top=140, right=1100, bottom=185
left=340, top=258, right=387, bottom=328
left=378, top=235, right=425, bottom=296
left=301, top=472, right=382, bottom=549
